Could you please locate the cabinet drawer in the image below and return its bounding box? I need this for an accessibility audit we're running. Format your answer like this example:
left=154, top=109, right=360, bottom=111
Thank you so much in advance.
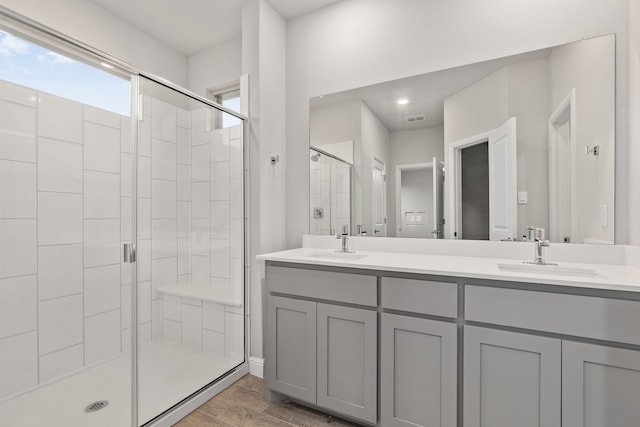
left=382, top=277, right=457, bottom=317
left=465, top=285, right=640, bottom=346
left=267, top=265, right=377, bottom=307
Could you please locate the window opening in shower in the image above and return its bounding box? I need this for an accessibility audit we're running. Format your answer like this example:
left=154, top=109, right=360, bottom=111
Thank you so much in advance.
left=210, top=86, right=241, bottom=128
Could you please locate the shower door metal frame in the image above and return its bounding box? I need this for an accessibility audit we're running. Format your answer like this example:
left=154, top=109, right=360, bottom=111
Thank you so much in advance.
left=0, top=6, right=250, bottom=427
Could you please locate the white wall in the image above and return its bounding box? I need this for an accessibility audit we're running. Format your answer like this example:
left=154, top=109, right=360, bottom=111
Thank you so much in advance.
left=285, top=0, right=630, bottom=248
left=506, top=59, right=550, bottom=236
left=0, top=0, right=188, bottom=86
left=242, top=0, right=286, bottom=362
left=390, top=127, right=445, bottom=166
left=387, top=126, right=444, bottom=237
left=629, top=0, right=640, bottom=245
left=548, top=36, right=616, bottom=243
left=444, top=67, right=509, bottom=146
left=310, top=101, right=361, bottom=146
left=188, top=38, right=242, bottom=98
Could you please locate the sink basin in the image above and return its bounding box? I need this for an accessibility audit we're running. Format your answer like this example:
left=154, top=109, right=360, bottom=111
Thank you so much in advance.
left=305, top=251, right=368, bottom=260
left=497, top=262, right=603, bottom=278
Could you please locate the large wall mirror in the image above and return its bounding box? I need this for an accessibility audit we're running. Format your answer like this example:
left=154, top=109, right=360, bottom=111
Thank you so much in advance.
left=309, top=34, right=615, bottom=244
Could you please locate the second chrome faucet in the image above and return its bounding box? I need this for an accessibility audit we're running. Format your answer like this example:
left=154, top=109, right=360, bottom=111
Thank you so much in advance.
left=524, top=227, right=557, bottom=266
left=335, top=224, right=354, bottom=253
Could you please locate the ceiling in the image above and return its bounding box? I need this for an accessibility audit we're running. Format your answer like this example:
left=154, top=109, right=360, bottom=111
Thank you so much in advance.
left=310, top=48, right=552, bottom=132
left=90, top=0, right=341, bottom=55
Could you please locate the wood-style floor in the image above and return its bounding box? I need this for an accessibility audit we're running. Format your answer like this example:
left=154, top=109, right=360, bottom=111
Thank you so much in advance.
left=174, top=375, right=363, bottom=427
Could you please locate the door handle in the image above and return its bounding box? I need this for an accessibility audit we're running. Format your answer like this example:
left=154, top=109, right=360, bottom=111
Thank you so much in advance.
left=123, top=243, right=136, bottom=263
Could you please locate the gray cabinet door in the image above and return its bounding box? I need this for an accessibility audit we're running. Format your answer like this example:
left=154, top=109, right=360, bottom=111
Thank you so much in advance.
left=563, top=341, right=640, bottom=427
left=380, top=313, right=457, bottom=427
left=464, top=326, right=561, bottom=427
left=317, top=303, right=377, bottom=424
left=266, top=295, right=317, bottom=404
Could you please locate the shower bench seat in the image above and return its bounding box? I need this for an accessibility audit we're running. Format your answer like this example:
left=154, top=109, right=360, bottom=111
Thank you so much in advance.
left=157, top=283, right=242, bottom=307
left=154, top=283, right=244, bottom=358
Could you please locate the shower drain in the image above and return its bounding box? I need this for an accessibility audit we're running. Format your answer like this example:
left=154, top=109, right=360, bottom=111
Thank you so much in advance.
left=84, top=400, right=109, bottom=413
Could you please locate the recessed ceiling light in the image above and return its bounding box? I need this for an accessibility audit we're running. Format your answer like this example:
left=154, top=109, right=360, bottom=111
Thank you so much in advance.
left=397, top=98, right=409, bottom=105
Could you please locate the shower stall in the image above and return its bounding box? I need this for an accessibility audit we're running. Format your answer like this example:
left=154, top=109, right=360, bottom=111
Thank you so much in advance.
left=0, top=10, right=247, bottom=427
left=309, top=147, right=353, bottom=236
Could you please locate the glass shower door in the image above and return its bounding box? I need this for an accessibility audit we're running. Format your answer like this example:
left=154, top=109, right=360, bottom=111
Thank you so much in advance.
left=135, top=76, right=245, bottom=424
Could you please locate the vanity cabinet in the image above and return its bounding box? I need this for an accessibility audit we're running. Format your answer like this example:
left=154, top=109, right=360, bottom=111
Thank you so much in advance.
left=317, top=303, right=377, bottom=423
left=463, top=326, right=561, bottom=427
left=465, top=285, right=640, bottom=427
left=562, top=341, right=640, bottom=427
left=265, top=265, right=378, bottom=424
left=264, top=261, right=640, bottom=427
left=464, top=327, right=640, bottom=427
left=380, top=313, right=457, bottom=427
left=266, top=295, right=377, bottom=422
left=379, top=276, right=458, bottom=427
left=266, top=295, right=317, bottom=404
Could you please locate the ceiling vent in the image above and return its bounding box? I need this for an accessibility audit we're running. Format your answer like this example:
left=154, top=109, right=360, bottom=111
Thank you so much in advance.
left=405, top=114, right=425, bottom=122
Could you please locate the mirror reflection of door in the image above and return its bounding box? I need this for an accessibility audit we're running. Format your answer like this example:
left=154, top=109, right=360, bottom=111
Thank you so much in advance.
left=548, top=90, right=576, bottom=243
left=400, top=167, right=432, bottom=238
left=448, top=117, right=517, bottom=240
left=432, top=157, right=445, bottom=238
left=395, top=157, right=444, bottom=239
left=372, top=157, right=387, bottom=236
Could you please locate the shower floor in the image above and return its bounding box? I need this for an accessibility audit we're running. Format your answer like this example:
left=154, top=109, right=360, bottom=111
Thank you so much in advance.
left=0, top=340, right=241, bottom=427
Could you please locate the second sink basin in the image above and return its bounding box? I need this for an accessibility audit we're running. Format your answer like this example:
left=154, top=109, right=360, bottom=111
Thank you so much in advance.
left=305, top=251, right=368, bottom=260
left=497, top=262, right=603, bottom=278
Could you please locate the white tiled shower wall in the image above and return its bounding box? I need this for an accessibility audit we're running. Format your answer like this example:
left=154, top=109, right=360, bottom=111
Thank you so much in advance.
left=309, top=153, right=351, bottom=236
left=159, top=107, right=244, bottom=360
left=0, top=79, right=243, bottom=400
left=0, top=79, right=132, bottom=399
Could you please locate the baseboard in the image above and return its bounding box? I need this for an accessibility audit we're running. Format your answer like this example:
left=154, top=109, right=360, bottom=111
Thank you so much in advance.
left=249, top=356, right=264, bottom=378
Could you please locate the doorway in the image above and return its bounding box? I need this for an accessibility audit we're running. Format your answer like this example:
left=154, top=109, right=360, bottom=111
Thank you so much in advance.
left=447, top=117, right=517, bottom=240
left=394, top=158, right=444, bottom=239
left=461, top=143, right=489, bottom=240
left=372, top=156, right=387, bottom=237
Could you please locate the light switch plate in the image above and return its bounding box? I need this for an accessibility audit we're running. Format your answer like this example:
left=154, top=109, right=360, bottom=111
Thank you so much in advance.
left=518, top=191, right=528, bottom=205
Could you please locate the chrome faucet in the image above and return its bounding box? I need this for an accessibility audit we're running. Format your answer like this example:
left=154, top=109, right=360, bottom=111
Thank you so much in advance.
left=335, top=225, right=353, bottom=253
left=525, top=227, right=556, bottom=265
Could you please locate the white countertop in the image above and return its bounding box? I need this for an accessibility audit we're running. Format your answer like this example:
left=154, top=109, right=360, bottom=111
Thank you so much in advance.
left=257, top=247, right=640, bottom=293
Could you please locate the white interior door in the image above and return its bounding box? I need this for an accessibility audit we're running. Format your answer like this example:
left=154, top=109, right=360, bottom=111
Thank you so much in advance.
left=432, top=157, right=444, bottom=239
left=488, top=117, right=517, bottom=241
left=372, top=157, right=387, bottom=237
left=548, top=90, right=575, bottom=243
left=447, top=118, right=517, bottom=240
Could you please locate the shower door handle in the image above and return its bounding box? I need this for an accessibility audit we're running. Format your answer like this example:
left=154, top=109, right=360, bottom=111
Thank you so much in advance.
left=123, top=243, right=137, bottom=263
